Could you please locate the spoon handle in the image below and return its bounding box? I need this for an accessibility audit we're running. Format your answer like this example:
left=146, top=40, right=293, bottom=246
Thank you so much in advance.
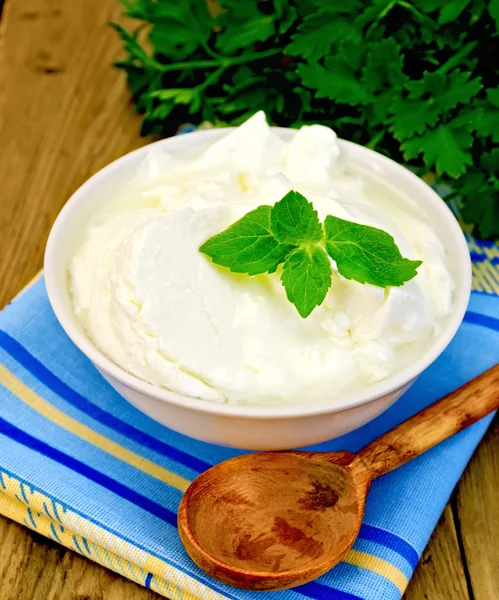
left=358, top=364, right=499, bottom=480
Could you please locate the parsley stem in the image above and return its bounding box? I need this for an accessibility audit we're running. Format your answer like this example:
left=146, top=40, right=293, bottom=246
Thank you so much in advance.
left=442, top=190, right=459, bottom=202
left=200, top=40, right=224, bottom=61
left=367, top=130, right=385, bottom=150
left=378, top=0, right=396, bottom=20
left=197, top=67, right=225, bottom=91
left=156, top=48, right=281, bottom=73
left=365, top=1, right=396, bottom=38
left=438, top=41, right=478, bottom=74
left=398, top=1, right=437, bottom=28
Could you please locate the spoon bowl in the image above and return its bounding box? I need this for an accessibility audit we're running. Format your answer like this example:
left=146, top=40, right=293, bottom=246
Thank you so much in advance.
left=178, top=365, right=499, bottom=590
left=179, top=451, right=370, bottom=589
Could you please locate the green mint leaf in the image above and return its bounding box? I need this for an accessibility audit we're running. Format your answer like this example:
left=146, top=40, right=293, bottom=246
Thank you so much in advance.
left=201, top=192, right=423, bottom=317
left=281, top=247, right=332, bottom=318
left=324, top=216, right=421, bottom=287
left=199, top=206, right=295, bottom=275
left=270, top=191, right=323, bottom=244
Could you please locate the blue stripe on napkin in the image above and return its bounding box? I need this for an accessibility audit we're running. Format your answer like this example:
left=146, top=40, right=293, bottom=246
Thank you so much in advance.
left=0, top=267, right=497, bottom=600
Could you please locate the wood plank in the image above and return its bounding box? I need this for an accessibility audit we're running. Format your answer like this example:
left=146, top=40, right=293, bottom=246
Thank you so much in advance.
left=0, top=516, right=161, bottom=600
left=403, top=504, right=471, bottom=600
left=0, top=0, right=497, bottom=598
left=454, top=415, right=499, bottom=600
left=0, top=0, right=151, bottom=308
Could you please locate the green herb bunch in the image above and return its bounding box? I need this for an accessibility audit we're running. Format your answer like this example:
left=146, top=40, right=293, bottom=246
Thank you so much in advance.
left=113, top=0, right=499, bottom=238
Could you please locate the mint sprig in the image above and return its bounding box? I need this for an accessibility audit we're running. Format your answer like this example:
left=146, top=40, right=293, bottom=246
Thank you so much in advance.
left=198, top=205, right=295, bottom=275
left=271, top=190, right=323, bottom=244
left=281, top=246, right=332, bottom=318
left=200, top=191, right=422, bottom=318
left=324, top=215, right=422, bottom=287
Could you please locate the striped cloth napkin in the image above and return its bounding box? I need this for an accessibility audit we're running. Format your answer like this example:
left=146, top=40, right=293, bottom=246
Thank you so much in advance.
left=0, top=235, right=498, bottom=599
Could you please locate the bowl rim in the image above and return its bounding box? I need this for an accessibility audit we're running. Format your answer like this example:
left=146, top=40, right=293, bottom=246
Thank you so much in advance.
left=44, top=126, right=472, bottom=420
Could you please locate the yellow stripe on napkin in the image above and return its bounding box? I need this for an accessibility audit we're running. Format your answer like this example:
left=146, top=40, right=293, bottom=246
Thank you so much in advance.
left=0, top=366, right=410, bottom=594
left=344, top=549, right=408, bottom=593
left=0, top=491, right=197, bottom=600
left=0, top=366, right=189, bottom=492
left=0, top=469, right=227, bottom=600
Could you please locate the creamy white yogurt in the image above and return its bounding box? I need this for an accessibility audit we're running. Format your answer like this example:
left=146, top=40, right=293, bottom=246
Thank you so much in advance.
left=70, top=112, right=454, bottom=406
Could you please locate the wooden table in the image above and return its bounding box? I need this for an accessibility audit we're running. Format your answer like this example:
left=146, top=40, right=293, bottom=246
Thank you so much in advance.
left=0, top=1, right=497, bottom=598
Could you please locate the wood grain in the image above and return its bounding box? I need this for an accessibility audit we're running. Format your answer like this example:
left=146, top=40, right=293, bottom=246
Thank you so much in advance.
left=179, top=451, right=369, bottom=590
left=359, top=365, right=499, bottom=480
left=179, top=369, right=498, bottom=592
left=404, top=504, right=471, bottom=600
left=454, top=416, right=499, bottom=600
left=0, top=0, right=152, bottom=308
left=0, top=0, right=497, bottom=598
left=0, top=516, right=161, bottom=600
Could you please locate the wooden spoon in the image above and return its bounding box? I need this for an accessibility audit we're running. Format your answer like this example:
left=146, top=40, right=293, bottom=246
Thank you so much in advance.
left=178, top=365, right=499, bottom=591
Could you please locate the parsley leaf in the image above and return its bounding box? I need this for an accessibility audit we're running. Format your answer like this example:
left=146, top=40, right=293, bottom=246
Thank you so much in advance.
left=287, top=14, right=351, bottom=60
left=390, top=70, right=482, bottom=140
left=362, top=39, right=406, bottom=92
left=298, top=57, right=370, bottom=105
left=490, top=0, right=499, bottom=28
left=148, top=88, right=202, bottom=114
left=414, top=0, right=445, bottom=11
left=472, top=91, right=499, bottom=142
left=389, top=97, right=441, bottom=139
left=281, top=247, right=332, bottom=318
left=401, top=124, right=473, bottom=178
left=462, top=188, right=499, bottom=239
left=435, top=71, right=482, bottom=111
left=487, top=88, right=499, bottom=108
left=215, top=1, right=276, bottom=54
left=199, top=206, right=296, bottom=275
left=271, top=190, right=323, bottom=244
left=438, top=0, right=473, bottom=23
left=114, top=0, right=499, bottom=239
left=324, top=215, right=422, bottom=287
left=146, top=0, right=213, bottom=60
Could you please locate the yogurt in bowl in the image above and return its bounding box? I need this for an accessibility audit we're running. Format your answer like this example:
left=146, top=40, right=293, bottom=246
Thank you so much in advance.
left=45, top=112, right=470, bottom=449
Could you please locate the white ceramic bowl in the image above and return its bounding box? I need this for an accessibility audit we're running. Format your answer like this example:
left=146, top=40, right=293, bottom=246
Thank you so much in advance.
left=44, top=127, right=471, bottom=450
